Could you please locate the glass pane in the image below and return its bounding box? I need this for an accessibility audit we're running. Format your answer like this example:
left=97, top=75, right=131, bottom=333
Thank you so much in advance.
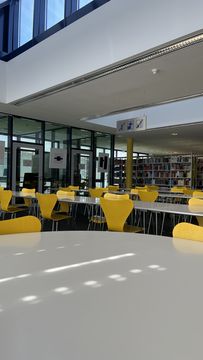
left=46, top=0, right=65, bottom=30
left=72, top=152, right=91, bottom=188
left=13, top=117, right=42, bottom=144
left=45, top=123, right=68, bottom=191
left=18, top=0, right=34, bottom=46
left=72, top=128, right=92, bottom=149
left=16, top=148, right=40, bottom=191
left=78, top=0, right=92, bottom=9
left=0, top=115, right=8, bottom=188
left=95, top=132, right=111, bottom=187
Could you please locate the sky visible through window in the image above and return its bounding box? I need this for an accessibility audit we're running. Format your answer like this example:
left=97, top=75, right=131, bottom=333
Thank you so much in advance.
left=46, top=0, right=65, bottom=30
left=19, top=0, right=35, bottom=46
left=79, top=0, right=92, bottom=8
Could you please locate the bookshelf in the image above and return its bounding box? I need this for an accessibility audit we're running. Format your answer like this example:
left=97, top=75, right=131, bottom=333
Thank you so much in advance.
left=113, top=154, right=194, bottom=188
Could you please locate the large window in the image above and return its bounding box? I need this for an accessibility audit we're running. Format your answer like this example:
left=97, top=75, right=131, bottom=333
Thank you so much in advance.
left=18, top=0, right=35, bottom=46
left=13, top=117, right=42, bottom=144
left=45, top=0, right=65, bottom=30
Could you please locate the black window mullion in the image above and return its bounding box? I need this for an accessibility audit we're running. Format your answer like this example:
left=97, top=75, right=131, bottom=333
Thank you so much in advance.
left=65, top=0, right=71, bottom=17
left=33, top=0, right=46, bottom=37
left=8, top=0, right=18, bottom=52
left=71, top=0, right=77, bottom=13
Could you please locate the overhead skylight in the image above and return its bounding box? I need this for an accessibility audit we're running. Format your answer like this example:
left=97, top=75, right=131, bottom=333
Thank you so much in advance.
left=86, top=96, right=203, bottom=129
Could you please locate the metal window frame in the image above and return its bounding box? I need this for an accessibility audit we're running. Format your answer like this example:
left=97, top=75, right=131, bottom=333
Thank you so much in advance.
left=0, top=0, right=110, bottom=61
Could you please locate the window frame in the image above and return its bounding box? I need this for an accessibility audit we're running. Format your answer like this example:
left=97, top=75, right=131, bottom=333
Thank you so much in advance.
left=0, top=0, right=110, bottom=61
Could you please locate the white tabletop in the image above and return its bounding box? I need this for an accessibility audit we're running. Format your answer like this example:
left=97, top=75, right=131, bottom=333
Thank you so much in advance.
left=133, top=200, right=203, bottom=216
left=0, top=231, right=203, bottom=360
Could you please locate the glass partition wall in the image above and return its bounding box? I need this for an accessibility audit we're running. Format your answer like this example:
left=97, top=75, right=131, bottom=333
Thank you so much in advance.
left=0, top=114, right=114, bottom=192
left=0, top=114, right=8, bottom=188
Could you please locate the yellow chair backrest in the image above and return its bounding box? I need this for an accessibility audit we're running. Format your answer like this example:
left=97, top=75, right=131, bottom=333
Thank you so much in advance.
left=108, top=185, right=119, bottom=191
left=138, top=190, right=158, bottom=202
left=130, top=189, right=139, bottom=195
left=0, top=186, right=4, bottom=191
left=56, top=190, right=75, bottom=213
left=22, top=188, right=35, bottom=193
left=0, top=190, right=12, bottom=211
left=193, top=190, right=203, bottom=198
left=22, top=188, right=36, bottom=207
left=89, top=188, right=105, bottom=198
left=171, top=186, right=187, bottom=193
left=36, top=193, right=57, bottom=219
left=100, top=198, right=133, bottom=232
left=183, top=188, right=193, bottom=196
left=104, top=193, right=129, bottom=200
left=57, top=190, right=75, bottom=197
left=188, top=198, right=203, bottom=226
left=173, top=222, right=203, bottom=242
left=60, top=186, right=79, bottom=191
left=0, top=216, right=41, bottom=235
left=146, top=185, right=159, bottom=191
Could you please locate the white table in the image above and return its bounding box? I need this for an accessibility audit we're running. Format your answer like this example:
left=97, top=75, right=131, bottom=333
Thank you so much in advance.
left=0, top=230, right=203, bottom=360
left=133, top=200, right=203, bottom=234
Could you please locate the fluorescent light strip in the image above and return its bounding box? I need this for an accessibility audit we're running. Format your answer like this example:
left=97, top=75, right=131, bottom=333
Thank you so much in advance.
left=44, top=253, right=135, bottom=274
left=13, top=32, right=203, bottom=106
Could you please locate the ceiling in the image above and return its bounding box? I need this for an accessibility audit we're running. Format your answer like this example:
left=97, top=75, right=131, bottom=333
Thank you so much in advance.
left=0, top=39, right=203, bottom=132
left=1, top=37, right=203, bottom=154
left=115, top=122, right=203, bottom=155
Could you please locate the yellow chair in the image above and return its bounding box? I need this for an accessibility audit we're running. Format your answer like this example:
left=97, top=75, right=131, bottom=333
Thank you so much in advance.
left=0, top=216, right=41, bottom=235
left=36, top=193, right=70, bottom=231
left=146, top=185, right=159, bottom=191
left=107, top=185, right=119, bottom=191
left=100, top=198, right=142, bottom=233
left=193, top=190, right=203, bottom=198
left=171, top=186, right=187, bottom=193
left=60, top=186, right=79, bottom=192
left=138, top=190, right=159, bottom=233
left=0, top=190, right=26, bottom=218
left=0, top=187, right=3, bottom=191
left=20, top=188, right=36, bottom=212
left=138, top=190, right=158, bottom=202
left=130, top=189, right=139, bottom=195
left=188, top=198, right=203, bottom=226
left=183, top=188, right=194, bottom=196
left=89, top=188, right=105, bottom=198
left=56, top=190, right=75, bottom=214
left=88, top=188, right=106, bottom=229
left=173, top=222, right=203, bottom=242
left=104, top=193, right=129, bottom=200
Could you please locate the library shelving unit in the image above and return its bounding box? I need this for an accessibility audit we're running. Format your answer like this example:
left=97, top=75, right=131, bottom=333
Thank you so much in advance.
left=113, top=154, right=194, bottom=188
left=196, top=156, right=203, bottom=188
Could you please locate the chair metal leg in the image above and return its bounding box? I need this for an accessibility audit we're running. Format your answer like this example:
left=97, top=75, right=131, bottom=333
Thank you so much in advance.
left=147, top=212, right=152, bottom=234
left=161, top=212, right=166, bottom=235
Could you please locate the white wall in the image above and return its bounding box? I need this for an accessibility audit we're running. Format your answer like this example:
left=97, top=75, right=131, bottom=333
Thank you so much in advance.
left=5, top=0, right=203, bottom=102
left=0, top=60, right=6, bottom=103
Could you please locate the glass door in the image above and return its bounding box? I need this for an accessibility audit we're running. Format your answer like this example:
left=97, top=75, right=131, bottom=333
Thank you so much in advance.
left=71, top=149, right=92, bottom=188
left=12, top=142, right=43, bottom=192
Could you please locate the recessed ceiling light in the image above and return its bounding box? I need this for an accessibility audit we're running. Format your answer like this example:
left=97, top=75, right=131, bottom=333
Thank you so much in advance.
left=171, top=132, right=178, bottom=136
